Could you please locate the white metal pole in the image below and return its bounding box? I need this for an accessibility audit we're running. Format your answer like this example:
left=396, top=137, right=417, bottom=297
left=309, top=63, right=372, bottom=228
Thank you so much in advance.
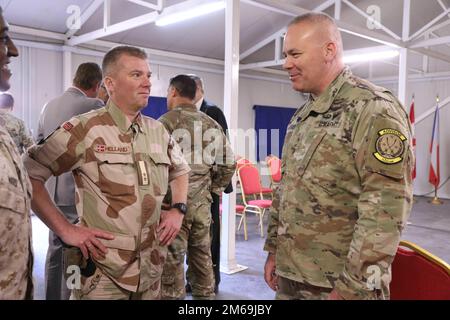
left=221, top=0, right=247, bottom=274
left=63, top=49, right=72, bottom=91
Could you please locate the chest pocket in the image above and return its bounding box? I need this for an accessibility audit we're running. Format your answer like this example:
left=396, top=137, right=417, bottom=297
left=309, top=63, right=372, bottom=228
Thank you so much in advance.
left=147, top=152, right=171, bottom=196
left=96, top=152, right=136, bottom=196
left=297, top=130, right=327, bottom=176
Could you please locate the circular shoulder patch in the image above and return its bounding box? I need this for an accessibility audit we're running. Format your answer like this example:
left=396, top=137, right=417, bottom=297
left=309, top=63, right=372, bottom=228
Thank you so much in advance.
left=373, top=128, right=406, bottom=164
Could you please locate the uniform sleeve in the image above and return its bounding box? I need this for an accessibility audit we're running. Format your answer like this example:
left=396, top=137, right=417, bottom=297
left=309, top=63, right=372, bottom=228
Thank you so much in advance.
left=167, top=134, right=190, bottom=182
left=23, top=117, right=86, bottom=183
left=210, top=130, right=235, bottom=195
left=334, top=98, right=414, bottom=300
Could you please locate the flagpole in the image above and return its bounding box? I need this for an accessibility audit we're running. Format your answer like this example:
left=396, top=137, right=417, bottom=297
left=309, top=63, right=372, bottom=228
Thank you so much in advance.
left=410, top=94, right=416, bottom=204
left=429, top=95, right=443, bottom=205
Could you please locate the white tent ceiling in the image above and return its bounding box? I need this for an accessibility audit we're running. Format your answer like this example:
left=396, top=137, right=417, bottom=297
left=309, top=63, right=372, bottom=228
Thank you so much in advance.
left=3, top=0, right=450, bottom=80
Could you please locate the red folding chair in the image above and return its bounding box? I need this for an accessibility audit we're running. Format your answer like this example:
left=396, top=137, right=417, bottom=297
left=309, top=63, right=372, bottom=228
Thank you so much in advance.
left=390, top=240, right=450, bottom=300
left=267, top=155, right=281, bottom=188
left=237, top=164, right=272, bottom=239
left=236, top=157, right=272, bottom=199
left=220, top=204, right=248, bottom=240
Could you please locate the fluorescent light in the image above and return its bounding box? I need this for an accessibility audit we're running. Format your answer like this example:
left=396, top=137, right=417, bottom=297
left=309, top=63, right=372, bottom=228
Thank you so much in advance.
left=343, top=50, right=399, bottom=64
left=156, top=1, right=225, bottom=27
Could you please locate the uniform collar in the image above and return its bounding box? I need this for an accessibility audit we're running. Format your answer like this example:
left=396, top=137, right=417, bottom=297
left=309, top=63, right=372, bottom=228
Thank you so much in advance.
left=304, top=66, right=351, bottom=116
left=107, top=100, right=144, bottom=134
left=174, top=103, right=197, bottom=112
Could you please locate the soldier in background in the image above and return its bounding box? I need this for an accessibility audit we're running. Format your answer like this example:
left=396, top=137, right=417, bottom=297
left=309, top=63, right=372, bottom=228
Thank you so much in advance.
left=24, top=46, right=190, bottom=300
left=0, top=92, right=34, bottom=154
left=264, top=13, right=413, bottom=300
left=0, top=5, right=34, bottom=299
left=160, top=75, right=235, bottom=299
left=36, top=62, right=104, bottom=300
left=188, top=74, right=233, bottom=294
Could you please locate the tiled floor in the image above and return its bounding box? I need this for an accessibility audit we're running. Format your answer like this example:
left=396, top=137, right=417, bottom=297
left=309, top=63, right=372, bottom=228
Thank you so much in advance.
left=31, top=196, right=450, bottom=300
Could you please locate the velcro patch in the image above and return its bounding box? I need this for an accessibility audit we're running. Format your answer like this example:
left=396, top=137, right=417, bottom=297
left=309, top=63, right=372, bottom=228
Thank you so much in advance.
left=373, top=128, right=406, bottom=164
left=94, top=144, right=130, bottom=154
left=63, top=122, right=74, bottom=131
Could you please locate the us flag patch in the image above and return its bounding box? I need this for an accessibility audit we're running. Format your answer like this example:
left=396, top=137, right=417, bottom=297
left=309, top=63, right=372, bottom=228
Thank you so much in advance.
left=63, top=122, right=73, bottom=131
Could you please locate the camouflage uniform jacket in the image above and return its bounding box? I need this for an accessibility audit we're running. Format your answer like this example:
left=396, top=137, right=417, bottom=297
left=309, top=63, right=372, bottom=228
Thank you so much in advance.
left=0, top=125, right=33, bottom=299
left=264, top=67, right=413, bottom=300
left=0, top=111, right=34, bottom=154
left=158, top=104, right=236, bottom=201
left=23, top=101, right=190, bottom=292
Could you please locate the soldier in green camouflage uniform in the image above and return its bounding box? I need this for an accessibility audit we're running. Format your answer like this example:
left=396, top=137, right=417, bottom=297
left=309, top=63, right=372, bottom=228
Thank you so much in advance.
left=24, top=46, right=190, bottom=300
left=0, top=92, right=34, bottom=154
left=0, top=6, right=34, bottom=300
left=159, top=75, right=235, bottom=299
left=264, top=13, right=413, bottom=300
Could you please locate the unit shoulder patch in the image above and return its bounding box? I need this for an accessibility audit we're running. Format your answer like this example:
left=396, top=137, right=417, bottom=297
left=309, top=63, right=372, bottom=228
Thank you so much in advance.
left=373, top=128, right=406, bottom=164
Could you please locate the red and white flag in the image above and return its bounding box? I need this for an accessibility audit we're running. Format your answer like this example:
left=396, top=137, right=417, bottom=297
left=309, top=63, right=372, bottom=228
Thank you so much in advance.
left=409, top=97, right=416, bottom=180
left=429, top=96, right=440, bottom=187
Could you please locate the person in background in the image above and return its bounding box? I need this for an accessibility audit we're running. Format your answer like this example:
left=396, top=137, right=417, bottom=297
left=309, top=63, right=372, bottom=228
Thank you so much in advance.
left=160, top=75, right=235, bottom=299
left=0, top=92, right=34, bottom=154
left=36, top=62, right=104, bottom=300
left=187, top=74, right=233, bottom=294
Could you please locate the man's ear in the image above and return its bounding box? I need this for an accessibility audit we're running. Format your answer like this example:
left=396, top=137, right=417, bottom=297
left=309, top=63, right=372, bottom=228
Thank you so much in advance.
left=324, top=41, right=337, bottom=62
left=104, top=76, right=113, bottom=93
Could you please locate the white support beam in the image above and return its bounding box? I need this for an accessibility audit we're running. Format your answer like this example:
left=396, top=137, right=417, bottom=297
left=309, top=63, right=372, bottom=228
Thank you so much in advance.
left=67, top=0, right=205, bottom=46
left=416, top=95, right=450, bottom=124
left=342, top=0, right=401, bottom=40
left=221, top=0, right=247, bottom=275
left=103, top=0, right=111, bottom=29
left=410, top=35, right=450, bottom=48
left=313, top=0, right=336, bottom=12
left=334, top=0, right=341, bottom=20
left=63, top=49, right=72, bottom=91
left=408, top=8, right=450, bottom=41
left=127, top=0, right=163, bottom=11
left=65, top=0, right=104, bottom=38
left=240, top=28, right=285, bottom=60
left=240, top=0, right=306, bottom=16
left=398, top=48, right=408, bottom=106
left=402, top=0, right=411, bottom=41
left=417, top=19, right=450, bottom=40
left=10, top=24, right=66, bottom=41
left=240, top=59, right=283, bottom=70
left=244, top=0, right=403, bottom=48
left=274, top=36, right=281, bottom=61
left=412, top=47, right=450, bottom=63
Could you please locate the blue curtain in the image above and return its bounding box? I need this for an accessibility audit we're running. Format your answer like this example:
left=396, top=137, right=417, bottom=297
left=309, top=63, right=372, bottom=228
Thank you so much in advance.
left=254, top=105, right=297, bottom=161
left=141, top=96, right=168, bottom=119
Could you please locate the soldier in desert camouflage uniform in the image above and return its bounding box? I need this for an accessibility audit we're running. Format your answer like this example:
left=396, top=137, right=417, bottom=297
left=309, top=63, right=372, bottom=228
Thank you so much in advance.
left=159, top=75, right=235, bottom=299
left=24, top=46, right=190, bottom=300
left=0, top=92, right=34, bottom=154
left=0, top=6, right=34, bottom=300
left=264, top=13, right=413, bottom=300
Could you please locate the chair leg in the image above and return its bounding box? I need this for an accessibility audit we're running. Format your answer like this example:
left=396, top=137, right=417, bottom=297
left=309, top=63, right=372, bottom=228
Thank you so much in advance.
left=243, top=212, right=248, bottom=241
left=237, top=214, right=244, bottom=230
left=259, top=209, right=264, bottom=238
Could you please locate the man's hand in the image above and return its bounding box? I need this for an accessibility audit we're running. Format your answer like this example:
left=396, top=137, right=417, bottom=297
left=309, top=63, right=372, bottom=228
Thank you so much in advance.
left=60, top=224, right=114, bottom=260
left=157, top=208, right=184, bottom=246
left=327, top=289, right=344, bottom=300
left=264, top=252, right=278, bottom=291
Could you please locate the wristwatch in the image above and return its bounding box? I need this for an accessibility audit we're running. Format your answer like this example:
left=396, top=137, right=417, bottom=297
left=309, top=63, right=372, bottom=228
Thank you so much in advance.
left=171, top=203, right=188, bottom=215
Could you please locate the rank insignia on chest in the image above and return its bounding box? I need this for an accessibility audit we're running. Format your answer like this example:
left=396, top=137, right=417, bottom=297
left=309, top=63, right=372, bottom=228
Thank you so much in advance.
left=373, top=128, right=406, bottom=164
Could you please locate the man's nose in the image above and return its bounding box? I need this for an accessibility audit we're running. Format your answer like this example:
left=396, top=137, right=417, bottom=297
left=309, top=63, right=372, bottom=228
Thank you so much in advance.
left=7, top=38, right=19, bottom=58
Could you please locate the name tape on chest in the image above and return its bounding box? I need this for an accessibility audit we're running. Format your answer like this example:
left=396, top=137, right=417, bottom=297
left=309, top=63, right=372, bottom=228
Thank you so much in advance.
left=373, top=128, right=406, bottom=164
left=94, top=144, right=131, bottom=154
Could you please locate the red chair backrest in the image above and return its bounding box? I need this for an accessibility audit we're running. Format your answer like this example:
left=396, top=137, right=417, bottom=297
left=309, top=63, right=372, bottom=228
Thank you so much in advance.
left=390, top=243, right=450, bottom=300
left=236, top=158, right=252, bottom=169
left=268, top=157, right=281, bottom=183
left=238, top=164, right=263, bottom=195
